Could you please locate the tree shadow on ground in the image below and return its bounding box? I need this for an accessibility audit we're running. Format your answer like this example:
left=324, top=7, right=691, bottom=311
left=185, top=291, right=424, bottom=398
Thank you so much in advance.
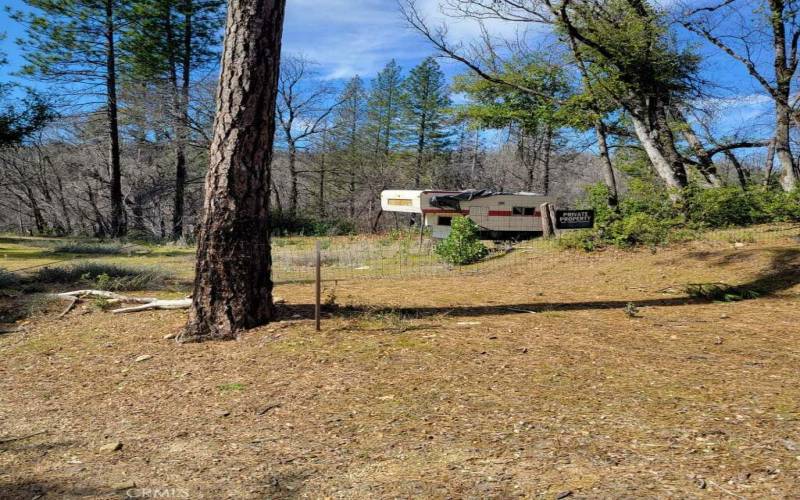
left=280, top=248, right=800, bottom=321
left=0, top=479, right=109, bottom=498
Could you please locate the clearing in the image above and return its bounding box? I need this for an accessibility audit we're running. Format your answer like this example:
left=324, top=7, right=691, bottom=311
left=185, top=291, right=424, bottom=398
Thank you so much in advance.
left=1, top=229, right=799, bottom=498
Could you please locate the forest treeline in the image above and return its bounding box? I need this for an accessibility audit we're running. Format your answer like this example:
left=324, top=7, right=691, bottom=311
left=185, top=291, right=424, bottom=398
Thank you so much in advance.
left=1, top=0, right=799, bottom=240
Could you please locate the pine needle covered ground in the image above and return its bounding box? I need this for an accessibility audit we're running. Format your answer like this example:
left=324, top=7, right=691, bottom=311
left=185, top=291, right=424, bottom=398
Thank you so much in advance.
left=1, top=228, right=799, bottom=498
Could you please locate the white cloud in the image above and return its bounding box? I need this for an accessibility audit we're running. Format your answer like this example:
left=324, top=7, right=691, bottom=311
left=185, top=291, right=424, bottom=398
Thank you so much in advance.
left=283, top=0, right=422, bottom=79
left=281, top=0, right=545, bottom=81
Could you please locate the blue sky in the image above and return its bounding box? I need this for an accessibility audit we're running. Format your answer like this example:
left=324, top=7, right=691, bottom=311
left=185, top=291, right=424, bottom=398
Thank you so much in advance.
left=0, top=0, right=777, bottom=142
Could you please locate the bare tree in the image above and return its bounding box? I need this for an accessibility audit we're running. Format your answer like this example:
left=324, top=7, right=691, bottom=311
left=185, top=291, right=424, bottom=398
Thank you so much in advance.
left=181, top=0, right=287, bottom=342
left=276, top=55, right=340, bottom=214
left=682, top=0, right=800, bottom=190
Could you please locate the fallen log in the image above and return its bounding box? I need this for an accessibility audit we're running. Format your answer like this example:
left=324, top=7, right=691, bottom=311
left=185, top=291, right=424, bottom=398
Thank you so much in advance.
left=111, top=298, right=192, bottom=314
left=51, top=290, right=191, bottom=315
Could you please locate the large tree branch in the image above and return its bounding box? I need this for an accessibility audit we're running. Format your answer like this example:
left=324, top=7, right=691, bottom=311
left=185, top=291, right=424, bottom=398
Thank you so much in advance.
left=680, top=22, right=780, bottom=103
left=399, top=0, right=557, bottom=102
left=706, top=140, right=769, bottom=157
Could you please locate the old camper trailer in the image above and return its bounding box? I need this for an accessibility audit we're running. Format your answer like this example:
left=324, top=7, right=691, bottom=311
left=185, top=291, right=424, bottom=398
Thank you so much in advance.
left=381, top=189, right=556, bottom=240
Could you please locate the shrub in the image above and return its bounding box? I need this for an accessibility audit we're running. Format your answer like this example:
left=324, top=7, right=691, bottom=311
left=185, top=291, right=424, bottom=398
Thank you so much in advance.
left=33, top=263, right=170, bottom=290
left=754, top=188, right=800, bottom=222
left=619, top=178, right=676, bottom=221
left=434, top=216, right=488, bottom=265
left=569, top=181, right=800, bottom=252
left=608, top=213, right=673, bottom=248
left=684, top=185, right=753, bottom=228
left=685, top=282, right=760, bottom=302
left=558, top=229, right=603, bottom=252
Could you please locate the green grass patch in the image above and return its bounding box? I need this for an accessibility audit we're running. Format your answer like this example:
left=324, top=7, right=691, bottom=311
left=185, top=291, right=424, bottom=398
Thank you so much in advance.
left=32, top=263, right=171, bottom=291
left=685, top=282, right=761, bottom=302
left=51, top=242, right=128, bottom=255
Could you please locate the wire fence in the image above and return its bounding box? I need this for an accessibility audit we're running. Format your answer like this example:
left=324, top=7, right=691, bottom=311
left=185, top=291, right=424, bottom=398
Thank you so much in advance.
left=2, top=222, right=799, bottom=288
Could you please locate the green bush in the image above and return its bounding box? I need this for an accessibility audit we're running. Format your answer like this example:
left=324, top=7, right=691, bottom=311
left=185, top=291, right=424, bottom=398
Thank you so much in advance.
left=752, top=188, right=800, bottom=222
left=608, top=212, right=673, bottom=247
left=569, top=181, right=800, bottom=252
left=434, top=216, right=488, bottom=265
left=557, top=229, right=603, bottom=252
left=684, top=185, right=753, bottom=227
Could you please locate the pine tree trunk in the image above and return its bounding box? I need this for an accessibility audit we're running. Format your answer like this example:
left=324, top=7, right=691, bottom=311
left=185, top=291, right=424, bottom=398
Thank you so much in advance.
left=542, top=126, right=552, bottom=196
left=182, top=0, right=286, bottom=342
left=318, top=131, right=326, bottom=218
left=105, top=0, right=125, bottom=237
left=166, top=0, right=193, bottom=240
left=415, top=116, right=426, bottom=188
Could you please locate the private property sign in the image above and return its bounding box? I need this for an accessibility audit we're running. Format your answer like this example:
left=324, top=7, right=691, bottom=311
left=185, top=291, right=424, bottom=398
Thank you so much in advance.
left=555, top=210, right=595, bottom=229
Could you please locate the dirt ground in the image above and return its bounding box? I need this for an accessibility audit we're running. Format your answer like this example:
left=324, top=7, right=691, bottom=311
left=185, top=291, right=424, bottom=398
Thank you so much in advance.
left=1, top=234, right=799, bottom=499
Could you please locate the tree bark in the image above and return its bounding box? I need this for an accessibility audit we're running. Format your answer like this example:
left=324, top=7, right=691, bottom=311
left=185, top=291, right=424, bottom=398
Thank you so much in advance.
left=770, top=0, right=799, bottom=191
left=164, top=0, right=193, bottom=239
left=671, top=108, right=721, bottom=187
left=181, top=0, right=286, bottom=342
left=414, top=113, right=426, bottom=188
left=288, top=143, right=298, bottom=214
left=775, top=101, right=799, bottom=190
left=764, top=137, right=776, bottom=186
left=724, top=150, right=749, bottom=189
left=540, top=126, right=552, bottom=196
left=105, top=0, right=125, bottom=237
left=594, top=119, right=619, bottom=208
left=629, top=109, right=687, bottom=198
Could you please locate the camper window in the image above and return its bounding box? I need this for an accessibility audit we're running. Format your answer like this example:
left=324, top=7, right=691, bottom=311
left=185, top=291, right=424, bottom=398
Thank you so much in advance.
left=512, top=207, right=535, bottom=216
left=438, top=216, right=452, bottom=226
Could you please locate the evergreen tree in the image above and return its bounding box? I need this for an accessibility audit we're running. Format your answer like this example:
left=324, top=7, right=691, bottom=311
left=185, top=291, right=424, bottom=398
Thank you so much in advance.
left=0, top=33, right=54, bottom=148
left=13, top=0, right=130, bottom=236
left=452, top=53, right=569, bottom=193
left=366, top=60, right=405, bottom=159
left=402, top=56, right=452, bottom=187
left=330, top=76, right=367, bottom=219
left=120, top=0, right=225, bottom=239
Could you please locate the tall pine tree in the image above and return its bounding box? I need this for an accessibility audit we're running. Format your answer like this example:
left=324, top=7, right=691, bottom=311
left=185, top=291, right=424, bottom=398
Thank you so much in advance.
left=366, top=60, right=405, bottom=160
left=330, top=75, right=367, bottom=219
left=402, top=57, right=451, bottom=187
left=120, top=0, right=224, bottom=239
left=13, top=0, right=130, bottom=236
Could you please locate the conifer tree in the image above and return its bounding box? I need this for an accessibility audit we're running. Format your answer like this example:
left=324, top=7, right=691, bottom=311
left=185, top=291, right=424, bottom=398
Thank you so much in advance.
left=330, top=76, right=367, bottom=218
left=14, top=0, right=130, bottom=236
left=120, top=0, right=225, bottom=238
left=366, top=60, right=405, bottom=159
left=402, top=56, right=451, bottom=187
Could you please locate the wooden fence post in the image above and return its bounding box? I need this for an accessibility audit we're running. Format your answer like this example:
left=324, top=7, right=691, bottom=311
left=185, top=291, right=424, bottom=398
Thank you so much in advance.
left=540, top=203, right=553, bottom=239
left=315, top=239, right=321, bottom=331
left=548, top=203, right=560, bottom=238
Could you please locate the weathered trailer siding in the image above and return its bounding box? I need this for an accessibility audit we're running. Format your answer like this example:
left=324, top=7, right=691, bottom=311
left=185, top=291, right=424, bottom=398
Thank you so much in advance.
left=382, top=189, right=555, bottom=240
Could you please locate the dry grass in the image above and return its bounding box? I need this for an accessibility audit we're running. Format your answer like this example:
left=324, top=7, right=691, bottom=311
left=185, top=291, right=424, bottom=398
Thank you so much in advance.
left=0, top=231, right=799, bottom=498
